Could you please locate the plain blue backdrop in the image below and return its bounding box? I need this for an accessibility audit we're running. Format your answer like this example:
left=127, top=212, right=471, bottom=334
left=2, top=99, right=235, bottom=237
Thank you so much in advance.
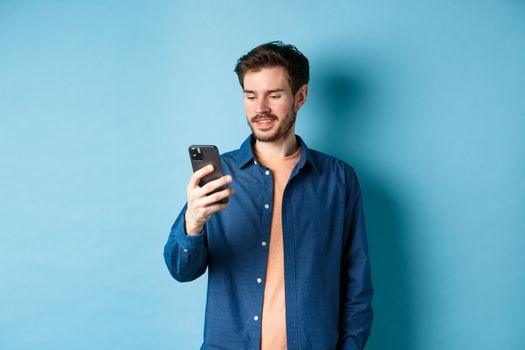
left=1, top=1, right=524, bottom=349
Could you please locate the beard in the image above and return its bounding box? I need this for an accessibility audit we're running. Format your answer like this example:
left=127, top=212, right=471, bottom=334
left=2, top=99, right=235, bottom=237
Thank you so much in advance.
left=247, top=110, right=297, bottom=143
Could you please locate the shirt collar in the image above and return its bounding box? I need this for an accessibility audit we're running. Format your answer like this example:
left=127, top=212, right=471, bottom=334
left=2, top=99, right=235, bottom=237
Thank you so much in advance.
left=237, top=134, right=319, bottom=173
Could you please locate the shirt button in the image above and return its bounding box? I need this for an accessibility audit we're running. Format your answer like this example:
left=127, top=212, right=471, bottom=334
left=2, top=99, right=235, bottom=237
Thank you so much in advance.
left=254, top=160, right=257, bottom=165
left=253, top=315, right=259, bottom=321
left=264, top=204, right=269, bottom=209
left=183, top=248, right=188, bottom=253
left=257, top=277, right=262, bottom=283
left=261, top=241, right=267, bottom=247
left=265, top=170, right=270, bottom=175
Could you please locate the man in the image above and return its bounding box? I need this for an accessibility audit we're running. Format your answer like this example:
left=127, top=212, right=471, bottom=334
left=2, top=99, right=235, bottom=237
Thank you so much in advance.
left=164, top=41, right=373, bottom=349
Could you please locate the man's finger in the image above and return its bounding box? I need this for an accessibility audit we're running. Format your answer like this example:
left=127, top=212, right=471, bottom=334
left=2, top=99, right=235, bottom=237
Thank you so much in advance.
left=202, top=201, right=230, bottom=216
left=193, top=186, right=230, bottom=210
left=188, top=164, right=215, bottom=189
left=201, top=187, right=234, bottom=206
left=198, top=175, right=233, bottom=197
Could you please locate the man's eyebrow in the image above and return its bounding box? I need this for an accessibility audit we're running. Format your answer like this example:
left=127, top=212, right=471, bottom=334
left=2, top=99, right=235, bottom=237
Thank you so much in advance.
left=243, top=89, right=285, bottom=93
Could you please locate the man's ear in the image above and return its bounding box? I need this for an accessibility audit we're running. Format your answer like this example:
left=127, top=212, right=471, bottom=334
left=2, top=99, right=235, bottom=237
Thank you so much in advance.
left=294, top=84, right=308, bottom=112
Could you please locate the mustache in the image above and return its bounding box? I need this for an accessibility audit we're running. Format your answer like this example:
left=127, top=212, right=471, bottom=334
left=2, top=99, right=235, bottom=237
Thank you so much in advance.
left=251, top=113, right=278, bottom=123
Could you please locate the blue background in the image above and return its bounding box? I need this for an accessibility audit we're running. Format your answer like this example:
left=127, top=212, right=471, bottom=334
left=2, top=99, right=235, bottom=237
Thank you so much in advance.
left=1, top=1, right=524, bottom=349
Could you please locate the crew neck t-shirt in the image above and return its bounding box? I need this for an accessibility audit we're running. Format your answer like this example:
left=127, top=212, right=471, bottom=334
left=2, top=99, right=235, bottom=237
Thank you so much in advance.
left=254, top=146, right=302, bottom=350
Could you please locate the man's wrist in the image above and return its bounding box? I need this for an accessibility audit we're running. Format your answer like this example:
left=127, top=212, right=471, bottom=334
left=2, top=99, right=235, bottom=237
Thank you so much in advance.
left=184, top=212, right=203, bottom=236
left=186, top=225, right=203, bottom=236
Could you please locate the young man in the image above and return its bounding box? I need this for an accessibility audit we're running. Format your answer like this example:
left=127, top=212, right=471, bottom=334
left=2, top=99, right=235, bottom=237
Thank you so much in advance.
left=164, top=41, right=373, bottom=350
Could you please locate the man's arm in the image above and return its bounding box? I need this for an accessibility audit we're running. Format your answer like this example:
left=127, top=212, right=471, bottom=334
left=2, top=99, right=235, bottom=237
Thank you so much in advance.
left=337, top=168, right=374, bottom=349
left=163, top=204, right=208, bottom=282
left=163, top=165, right=234, bottom=282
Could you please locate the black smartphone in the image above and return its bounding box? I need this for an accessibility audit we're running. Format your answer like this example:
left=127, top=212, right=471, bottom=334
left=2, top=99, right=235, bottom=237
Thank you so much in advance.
left=188, top=145, right=228, bottom=204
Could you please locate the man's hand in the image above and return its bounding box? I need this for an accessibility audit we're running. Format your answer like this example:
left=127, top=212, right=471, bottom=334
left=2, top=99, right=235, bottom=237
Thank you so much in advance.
left=185, top=165, right=234, bottom=235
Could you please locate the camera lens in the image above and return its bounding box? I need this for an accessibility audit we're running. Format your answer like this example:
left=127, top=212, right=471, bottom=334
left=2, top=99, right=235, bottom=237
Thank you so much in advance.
left=191, top=148, right=204, bottom=160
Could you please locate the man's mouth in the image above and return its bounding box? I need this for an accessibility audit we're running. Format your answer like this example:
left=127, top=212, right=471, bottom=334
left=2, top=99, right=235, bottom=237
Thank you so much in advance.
left=252, top=115, right=277, bottom=129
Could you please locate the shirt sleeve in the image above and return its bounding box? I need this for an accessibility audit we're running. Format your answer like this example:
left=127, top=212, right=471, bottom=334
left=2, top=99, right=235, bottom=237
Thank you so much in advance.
left=163, top=203, right=208, bottom=282
left=337, top=167, right=374, bottom=349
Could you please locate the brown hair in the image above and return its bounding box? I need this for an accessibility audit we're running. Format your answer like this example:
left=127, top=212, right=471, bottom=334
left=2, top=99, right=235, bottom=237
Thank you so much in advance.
left=234, top=41, right=309, bottom=95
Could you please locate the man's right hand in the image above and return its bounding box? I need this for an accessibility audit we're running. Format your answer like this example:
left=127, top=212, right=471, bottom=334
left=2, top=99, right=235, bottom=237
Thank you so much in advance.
left=185, top=165, right=234, bottom=236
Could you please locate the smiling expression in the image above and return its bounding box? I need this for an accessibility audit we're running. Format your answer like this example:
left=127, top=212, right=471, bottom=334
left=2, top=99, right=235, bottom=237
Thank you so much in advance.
left=243, top=66, right=305, bottom=142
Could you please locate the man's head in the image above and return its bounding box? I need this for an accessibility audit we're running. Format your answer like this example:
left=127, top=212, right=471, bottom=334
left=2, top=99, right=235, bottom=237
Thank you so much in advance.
left=234, top=41, right=309, bottom=143
left=234, top=41, right=309, bottom=96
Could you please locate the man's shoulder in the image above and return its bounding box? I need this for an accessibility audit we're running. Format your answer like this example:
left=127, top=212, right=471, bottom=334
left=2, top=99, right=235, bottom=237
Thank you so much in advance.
left=309, top=148, right=362, bottom=201
left=308, top=147, right=357, bottom=178
left=218, top=135, right=253, bottom=167
left=219, top=148, right=241, bottom=163
left=220, top=148, right=240, bottom=159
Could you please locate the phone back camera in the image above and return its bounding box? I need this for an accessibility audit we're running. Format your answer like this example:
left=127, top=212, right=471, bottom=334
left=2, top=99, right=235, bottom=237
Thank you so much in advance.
left=191, top=148, right=204, bottom=160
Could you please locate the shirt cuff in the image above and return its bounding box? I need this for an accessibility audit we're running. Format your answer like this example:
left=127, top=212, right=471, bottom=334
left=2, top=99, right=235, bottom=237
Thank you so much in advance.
left=174, top=214, right=206, bottom=249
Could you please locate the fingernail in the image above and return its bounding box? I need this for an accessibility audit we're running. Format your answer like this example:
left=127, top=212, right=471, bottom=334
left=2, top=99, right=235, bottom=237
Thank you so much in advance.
left=226, top=175, right=232, bottom=182
left=208, top=165, right=213, bottom=170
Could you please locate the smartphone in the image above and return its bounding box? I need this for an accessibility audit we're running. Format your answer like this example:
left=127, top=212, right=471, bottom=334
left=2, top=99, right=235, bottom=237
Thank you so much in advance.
left=188, top=145, right=228, bottom=204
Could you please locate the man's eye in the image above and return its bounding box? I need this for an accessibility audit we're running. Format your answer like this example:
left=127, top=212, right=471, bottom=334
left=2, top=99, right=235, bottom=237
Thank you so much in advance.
left=269, top=95, right=281, bottom=99
left=246, top=96, right=255, bottom=100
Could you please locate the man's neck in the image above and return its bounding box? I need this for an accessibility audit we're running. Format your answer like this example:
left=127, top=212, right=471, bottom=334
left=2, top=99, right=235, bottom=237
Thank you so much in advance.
left=253, top=129, right=299, bottom=158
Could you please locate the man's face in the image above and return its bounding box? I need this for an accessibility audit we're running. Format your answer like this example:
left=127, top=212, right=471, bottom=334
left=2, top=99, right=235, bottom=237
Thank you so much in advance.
left=243, top=66, right=298, bottom=143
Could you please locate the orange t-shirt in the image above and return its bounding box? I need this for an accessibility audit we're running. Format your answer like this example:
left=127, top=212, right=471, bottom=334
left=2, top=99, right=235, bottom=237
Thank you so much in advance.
left=255, top=146, right=301, bottom=350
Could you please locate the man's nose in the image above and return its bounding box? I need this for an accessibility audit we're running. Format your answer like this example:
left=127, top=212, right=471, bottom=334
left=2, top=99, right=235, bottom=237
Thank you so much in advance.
left=255, top=98, right=270, bottom=114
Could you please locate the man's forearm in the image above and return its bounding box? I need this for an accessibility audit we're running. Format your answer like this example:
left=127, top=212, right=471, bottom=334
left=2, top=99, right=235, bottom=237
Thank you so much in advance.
left=164, top=205, right=208, bottom=282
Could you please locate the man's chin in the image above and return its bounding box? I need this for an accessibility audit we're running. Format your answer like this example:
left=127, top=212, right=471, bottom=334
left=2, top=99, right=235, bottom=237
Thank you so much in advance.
left=252, top=127, right=293, bottom=143
left=253, top=131, right=279, bottom=142
left=248, top=118, right=295, bottom=143
left=249, top=124, right=276, bottom=142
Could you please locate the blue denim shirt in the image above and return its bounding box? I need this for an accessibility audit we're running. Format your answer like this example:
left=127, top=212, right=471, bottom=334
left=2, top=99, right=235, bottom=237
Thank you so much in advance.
left=164, top=135, right=373, bottom=350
